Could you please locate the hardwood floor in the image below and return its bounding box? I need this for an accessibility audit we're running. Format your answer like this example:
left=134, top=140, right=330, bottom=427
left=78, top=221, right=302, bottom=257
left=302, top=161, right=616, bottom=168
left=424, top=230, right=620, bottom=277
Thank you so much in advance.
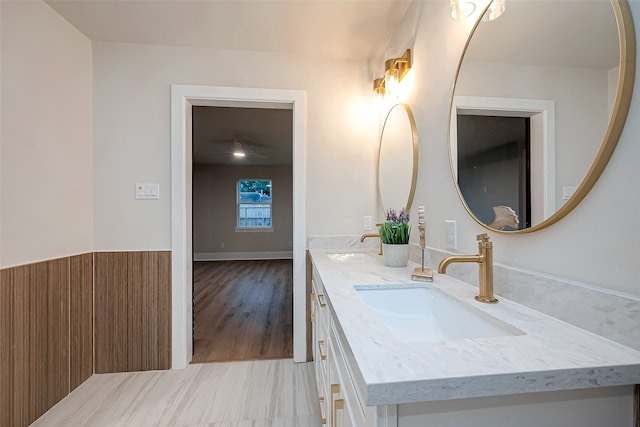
left=31, top=359, right=321, bottom=427
left=192, top=260, right=293, bottom=363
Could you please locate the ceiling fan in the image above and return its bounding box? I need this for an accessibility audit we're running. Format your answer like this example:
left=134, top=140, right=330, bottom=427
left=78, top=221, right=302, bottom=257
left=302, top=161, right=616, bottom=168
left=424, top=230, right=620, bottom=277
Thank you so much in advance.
left=208, top=137, right=268, bottom=160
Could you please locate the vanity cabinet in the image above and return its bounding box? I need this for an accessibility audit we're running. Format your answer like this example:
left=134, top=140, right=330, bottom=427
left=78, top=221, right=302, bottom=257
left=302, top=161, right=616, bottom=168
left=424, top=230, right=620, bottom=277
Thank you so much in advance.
left=311, top=267, right=387, bottom=427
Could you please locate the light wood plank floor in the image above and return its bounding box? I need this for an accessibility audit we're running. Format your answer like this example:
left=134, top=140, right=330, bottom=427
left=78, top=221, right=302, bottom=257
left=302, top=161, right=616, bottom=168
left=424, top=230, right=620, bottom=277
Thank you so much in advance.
left=192, top=260, right=293, bottom=363
left=32, top=359, right=321, bottom=427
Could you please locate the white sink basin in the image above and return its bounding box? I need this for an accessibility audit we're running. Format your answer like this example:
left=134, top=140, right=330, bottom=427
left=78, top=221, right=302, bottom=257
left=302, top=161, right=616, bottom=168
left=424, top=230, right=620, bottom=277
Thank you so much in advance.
left=355, top=286, right=524, bottom=343
left=326, top=252, right=372, bottom=262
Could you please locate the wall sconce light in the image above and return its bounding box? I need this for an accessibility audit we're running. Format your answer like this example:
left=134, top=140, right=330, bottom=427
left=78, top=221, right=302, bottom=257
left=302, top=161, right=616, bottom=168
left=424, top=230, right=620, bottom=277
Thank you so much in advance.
left=373, top=77, right=385, bottom=103
left=373, top=49, right=412, bottom=100
left=482, top=0, right=505, bottom=21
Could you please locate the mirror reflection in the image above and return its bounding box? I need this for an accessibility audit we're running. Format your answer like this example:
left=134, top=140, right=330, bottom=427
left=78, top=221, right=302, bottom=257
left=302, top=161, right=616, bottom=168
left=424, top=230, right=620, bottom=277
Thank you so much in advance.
left=450, top=0, right=629, bottom=231
left=378, top=103, right=419, bottom=213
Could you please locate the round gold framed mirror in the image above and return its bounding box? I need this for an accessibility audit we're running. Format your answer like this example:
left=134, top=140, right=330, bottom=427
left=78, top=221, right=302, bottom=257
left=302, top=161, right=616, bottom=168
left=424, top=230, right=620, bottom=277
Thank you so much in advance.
left=449, top=0, right=635, bottom=233
left=378, top=103, right=419, bottom=212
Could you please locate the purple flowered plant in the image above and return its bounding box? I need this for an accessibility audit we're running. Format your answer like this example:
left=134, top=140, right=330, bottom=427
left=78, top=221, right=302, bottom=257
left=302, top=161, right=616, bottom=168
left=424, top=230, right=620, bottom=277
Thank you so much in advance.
left=379, top=208, right=410, bottom=244
left=385, top=208, right=410, bottom=223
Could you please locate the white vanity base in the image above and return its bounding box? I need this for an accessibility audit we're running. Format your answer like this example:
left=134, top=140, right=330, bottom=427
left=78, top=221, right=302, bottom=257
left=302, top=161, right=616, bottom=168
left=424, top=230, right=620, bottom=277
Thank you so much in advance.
left=393, top=386, right=632, bottom=427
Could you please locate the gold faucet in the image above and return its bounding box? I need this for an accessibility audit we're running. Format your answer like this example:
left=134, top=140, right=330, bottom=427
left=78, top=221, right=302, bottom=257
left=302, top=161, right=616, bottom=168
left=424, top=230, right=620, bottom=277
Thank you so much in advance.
left=438, top=233, right=498, bottom=303
left=360, top=233, right=383, bottom=255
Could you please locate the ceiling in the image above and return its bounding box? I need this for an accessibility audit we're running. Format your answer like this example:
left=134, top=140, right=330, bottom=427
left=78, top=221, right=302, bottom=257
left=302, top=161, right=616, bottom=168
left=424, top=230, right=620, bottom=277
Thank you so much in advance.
left=45, top=0, right=413, bottom=61
left=192, top=106, right=293, bottom=166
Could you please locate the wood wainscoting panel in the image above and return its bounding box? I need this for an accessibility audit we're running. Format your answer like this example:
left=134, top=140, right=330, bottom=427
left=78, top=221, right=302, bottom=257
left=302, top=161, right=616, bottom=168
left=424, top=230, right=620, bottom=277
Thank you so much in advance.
left=94, top=251, right=171, bottom=373
left=0, top=269, right=9, bottom=426
left=70, top=253, right=94, bottom=391
left=29, top=258, right=70, bottom=423
left=0, top=258, right=71, bottom=426
left=95, top=251, right=127, bottom=373
left=1, top=266, right=31, bottom=427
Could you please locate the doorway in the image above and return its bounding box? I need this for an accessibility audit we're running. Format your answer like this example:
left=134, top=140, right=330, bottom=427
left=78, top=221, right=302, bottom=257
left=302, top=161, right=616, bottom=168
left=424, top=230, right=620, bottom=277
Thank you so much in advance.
left=191, top=106, right=294, bottom=362
left=450, top=96, right=556, bottom=227
left=170, top=85, right=307, bottom=369
left=457, top=114, right=531, bottom=230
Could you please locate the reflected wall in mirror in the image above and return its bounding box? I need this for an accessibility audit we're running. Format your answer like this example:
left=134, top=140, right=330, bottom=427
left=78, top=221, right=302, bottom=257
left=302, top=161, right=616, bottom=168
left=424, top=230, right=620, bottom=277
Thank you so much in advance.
left=449, top=0, right=635, bottom=233
left=378, top=103, right=419, bottom=213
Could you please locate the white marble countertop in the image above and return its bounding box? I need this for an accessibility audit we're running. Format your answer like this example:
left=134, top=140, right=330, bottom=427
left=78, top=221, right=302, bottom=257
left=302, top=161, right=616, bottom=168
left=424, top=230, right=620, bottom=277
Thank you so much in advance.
left=309, top=248, right=640, bottom=406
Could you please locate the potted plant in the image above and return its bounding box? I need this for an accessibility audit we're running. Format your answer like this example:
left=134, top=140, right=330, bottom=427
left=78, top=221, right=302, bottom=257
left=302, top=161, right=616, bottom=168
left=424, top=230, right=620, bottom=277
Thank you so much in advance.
left=378, top=208, right=411, bottom=267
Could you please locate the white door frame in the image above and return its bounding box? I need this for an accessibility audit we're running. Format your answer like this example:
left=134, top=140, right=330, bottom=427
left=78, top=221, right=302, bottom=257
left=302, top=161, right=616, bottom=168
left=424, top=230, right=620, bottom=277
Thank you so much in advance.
left=170, top=84, right=307, bottom=369
left=451, top=95, right=556, bottom=223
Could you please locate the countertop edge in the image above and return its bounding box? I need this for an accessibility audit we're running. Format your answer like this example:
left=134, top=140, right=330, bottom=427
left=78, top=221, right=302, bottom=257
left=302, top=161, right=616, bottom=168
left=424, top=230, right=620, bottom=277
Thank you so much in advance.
left=366, top=364, right=640, bottom=406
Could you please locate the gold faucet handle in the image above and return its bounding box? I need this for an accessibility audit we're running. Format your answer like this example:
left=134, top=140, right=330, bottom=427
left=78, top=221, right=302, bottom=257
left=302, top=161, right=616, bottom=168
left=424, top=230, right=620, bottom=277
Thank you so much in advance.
left=476, top=233, right=490, bottom=242
left=476, top=233, right=492, bottom=248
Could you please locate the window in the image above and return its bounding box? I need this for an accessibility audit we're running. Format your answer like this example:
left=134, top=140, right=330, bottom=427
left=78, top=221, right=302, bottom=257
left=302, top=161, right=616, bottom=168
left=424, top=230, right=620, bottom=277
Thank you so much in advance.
left=237, top=179, right=272, bottom=230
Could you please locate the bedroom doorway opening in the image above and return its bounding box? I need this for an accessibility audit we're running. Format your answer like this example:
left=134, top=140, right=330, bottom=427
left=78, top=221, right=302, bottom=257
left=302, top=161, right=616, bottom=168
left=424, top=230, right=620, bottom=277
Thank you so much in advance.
left=191, top=106, right=294, bottom=362
left=170, top=85, right=307, bottom=369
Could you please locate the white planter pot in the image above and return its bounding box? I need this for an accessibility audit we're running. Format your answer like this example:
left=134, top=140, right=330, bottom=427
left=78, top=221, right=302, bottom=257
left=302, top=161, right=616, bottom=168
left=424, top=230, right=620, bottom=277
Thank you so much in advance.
left=382, top=243, right=410, bottom=267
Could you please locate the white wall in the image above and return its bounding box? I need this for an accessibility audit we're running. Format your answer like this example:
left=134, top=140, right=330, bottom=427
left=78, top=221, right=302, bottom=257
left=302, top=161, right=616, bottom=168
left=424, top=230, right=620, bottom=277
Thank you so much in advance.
left=193, top=164, right=293, bottom=256
left=0, top=0, right=93, bottom=268
left=92, top=42, right=378, bottom=251
left=383, top=0, right=640, bottom=296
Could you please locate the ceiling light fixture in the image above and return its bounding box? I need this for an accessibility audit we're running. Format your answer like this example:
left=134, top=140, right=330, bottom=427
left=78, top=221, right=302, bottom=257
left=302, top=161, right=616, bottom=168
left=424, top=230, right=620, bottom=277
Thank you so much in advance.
left=449, top=0, right=475, bottom=20
left=372, top=49, right=412, bottom=101
left=232, top=140, right=246, bottom=158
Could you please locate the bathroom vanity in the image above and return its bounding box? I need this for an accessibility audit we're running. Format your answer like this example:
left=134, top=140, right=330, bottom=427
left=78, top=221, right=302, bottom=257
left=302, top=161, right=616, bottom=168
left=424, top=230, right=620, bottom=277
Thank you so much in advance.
left=309, top=248, right=640, bottom=427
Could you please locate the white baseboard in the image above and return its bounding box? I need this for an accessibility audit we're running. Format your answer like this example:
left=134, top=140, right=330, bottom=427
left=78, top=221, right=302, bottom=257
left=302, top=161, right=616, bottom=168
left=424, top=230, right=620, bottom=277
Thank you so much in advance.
left=194, top=251, right=293, bottom=261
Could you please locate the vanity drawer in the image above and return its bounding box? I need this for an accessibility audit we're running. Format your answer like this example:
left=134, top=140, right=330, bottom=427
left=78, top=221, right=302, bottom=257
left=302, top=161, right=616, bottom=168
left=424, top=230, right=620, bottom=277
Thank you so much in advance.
left=312, top=273, right=330, bottom=331
left=329, top=323, right=367, bottom=427
left=311, top=272, right=331, bottom=425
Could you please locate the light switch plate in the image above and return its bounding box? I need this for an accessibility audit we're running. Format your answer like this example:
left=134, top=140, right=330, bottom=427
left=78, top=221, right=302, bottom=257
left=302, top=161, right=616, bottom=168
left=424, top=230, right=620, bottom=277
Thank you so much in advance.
left=562, top=186, right=577, bottom=200
left=136, top=183, right=160, bottom=200
left=445, top=220, right=457, bottom=250
left=363, top=215, right=373, bottom=231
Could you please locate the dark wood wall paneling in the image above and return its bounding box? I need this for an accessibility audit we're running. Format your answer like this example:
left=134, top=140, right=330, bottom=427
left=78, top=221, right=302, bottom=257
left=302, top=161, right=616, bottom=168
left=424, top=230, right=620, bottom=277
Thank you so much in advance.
left=1, top=265, right=29, bottom=426
left=94, top=251, right=171, bottom=373
left=0, top=255, right=92, bottom=426
left=30, top=259, right=69, bottom=420
left=70, top=254, right=94, bottom=390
